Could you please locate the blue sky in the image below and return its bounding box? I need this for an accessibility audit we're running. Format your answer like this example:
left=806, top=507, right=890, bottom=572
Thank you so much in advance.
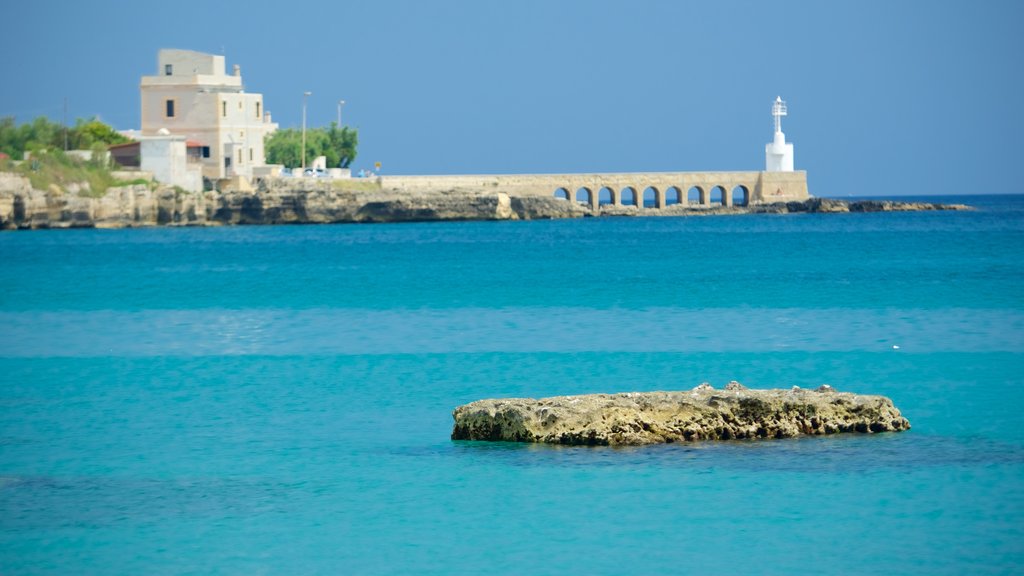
left=2, top=0, right=1021, bottom=195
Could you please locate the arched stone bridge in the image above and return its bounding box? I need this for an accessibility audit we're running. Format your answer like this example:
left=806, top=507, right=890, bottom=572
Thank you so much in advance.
left=381, top=170, right=808, bottom=211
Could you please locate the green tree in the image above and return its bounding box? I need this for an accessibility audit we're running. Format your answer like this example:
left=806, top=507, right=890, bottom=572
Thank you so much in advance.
left=0, top=115, right=128, bottom=159
left=68, top=118, right=131, bottom=150
left=264, top=124, right=359, bottom=169
left=25, top=117, right=60, bottom=153
left=326, top=122, right=358, bottom=168
left=264, top=128, right=302, bottom=168
left=0, top=116, right=58, bottom=158
left=0, top=117, right=19, bottom=158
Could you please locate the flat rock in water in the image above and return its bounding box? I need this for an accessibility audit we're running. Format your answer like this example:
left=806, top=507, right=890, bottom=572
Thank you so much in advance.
left=451, top=385, right=910, bottom=446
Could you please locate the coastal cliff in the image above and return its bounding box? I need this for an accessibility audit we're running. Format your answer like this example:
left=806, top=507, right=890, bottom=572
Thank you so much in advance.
left=0, top=173, right=587, bottom=229
left=0, top=172, right=969, bottom=230
left=451, top=383, right=911, bottom=446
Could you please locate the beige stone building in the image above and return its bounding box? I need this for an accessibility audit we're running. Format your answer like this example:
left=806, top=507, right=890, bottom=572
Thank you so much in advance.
left=140, top=49, right=277, bottom=181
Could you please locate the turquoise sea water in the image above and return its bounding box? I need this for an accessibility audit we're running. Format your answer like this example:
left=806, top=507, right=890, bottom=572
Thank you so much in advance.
left=1, top=195, right=1023, bottom=574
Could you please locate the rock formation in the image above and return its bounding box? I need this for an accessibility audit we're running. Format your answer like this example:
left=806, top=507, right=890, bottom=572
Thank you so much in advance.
left=451, top=382, right=911, bottom=446
left=779, top=197, right=972, bottom=213
left=0, top=171, right=969, bottom=230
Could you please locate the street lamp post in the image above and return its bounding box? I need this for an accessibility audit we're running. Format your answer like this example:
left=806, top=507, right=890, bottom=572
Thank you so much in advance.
left=301, top=91, right=312, bottom=172
left=337, top=100, right=345, bottom=128
left=63, top=97, right=68, bottom=151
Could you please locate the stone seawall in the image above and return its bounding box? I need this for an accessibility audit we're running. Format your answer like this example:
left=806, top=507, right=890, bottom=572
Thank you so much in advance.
left=0, top=172, right=969, bottom=230
left=452, top=383, right=911, bottom=446
left=380, top=170, right=812, bottom=207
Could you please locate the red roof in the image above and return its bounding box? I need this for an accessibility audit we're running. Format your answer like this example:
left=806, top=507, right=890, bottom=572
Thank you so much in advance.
left=108, top=139, right=206, bottom=149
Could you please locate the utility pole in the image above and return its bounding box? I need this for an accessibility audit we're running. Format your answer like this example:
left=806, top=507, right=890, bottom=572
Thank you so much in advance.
left=63, top=97, right=68, bottom=151
left=301, top=91, right=312, bottom=171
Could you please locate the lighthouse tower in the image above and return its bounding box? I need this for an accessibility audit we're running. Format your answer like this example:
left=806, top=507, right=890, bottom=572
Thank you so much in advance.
left=765, top=96, right=794, bottom=172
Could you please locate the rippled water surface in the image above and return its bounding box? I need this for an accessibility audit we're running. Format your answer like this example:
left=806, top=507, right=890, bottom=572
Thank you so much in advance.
left=1, top=195, right=1022, bottom=574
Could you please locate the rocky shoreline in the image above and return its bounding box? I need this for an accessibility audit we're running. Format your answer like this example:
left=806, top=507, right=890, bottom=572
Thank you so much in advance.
left=451, top=382, right=911, bottom=446
left=0, top=172, right=970, bottom=230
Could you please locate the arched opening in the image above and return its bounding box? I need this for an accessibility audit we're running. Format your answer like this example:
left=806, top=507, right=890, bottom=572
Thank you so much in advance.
left=710, top=185, right=727, bottom=206
left=687, top=186, right=705, bottom=206
left=620, top=187, right=638, bottom=207
left=731, top=185, right=750, bottom=207
left=577, top=187, right=594, bottom=202
left=665, top=186, right=682, bottom=206
left=598, top=186, right=615, bottom=206
left=575, top=187, right=593, bottom=206
left=642, top=186, right=659, bottom=208
left=554, top=188, right=570, bottom=201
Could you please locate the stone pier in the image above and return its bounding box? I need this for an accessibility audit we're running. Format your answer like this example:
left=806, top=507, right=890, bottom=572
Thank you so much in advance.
left=382, top=170, right=809, bottom=211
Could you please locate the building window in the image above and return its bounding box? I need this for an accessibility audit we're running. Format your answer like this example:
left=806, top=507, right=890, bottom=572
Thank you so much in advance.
left=238, top=101, right=243, bottom=110
left=201, top=146, right=210, bottom=158
left=164, top=64, right=173, bottom=76
left=225, top=156, right=231, bottom=168
left=222, top=101, right=227, bottom=117
left=249, top=148, right=253, bottom=162
left=255, top=102, right=261, bottom=119
left=238, top=149, right=243, bottom=164
left=165, top=99, right=175, bottom=118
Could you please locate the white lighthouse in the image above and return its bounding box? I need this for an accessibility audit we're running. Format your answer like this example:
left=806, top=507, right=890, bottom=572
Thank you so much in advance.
left=765, top=96, right=794, bottom=172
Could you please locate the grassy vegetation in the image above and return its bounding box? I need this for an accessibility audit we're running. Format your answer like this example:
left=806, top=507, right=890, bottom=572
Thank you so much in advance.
left=0, top=116, right=149, bottom=197
left=121, top=178, right=154, bottom=187
left=4, top=150, right=152, bottom=197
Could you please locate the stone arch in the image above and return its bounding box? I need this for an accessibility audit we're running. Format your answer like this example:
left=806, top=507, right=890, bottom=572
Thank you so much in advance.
left=598, top=186, right=615, bottom=206
left=553, top=187, right=571, bottom=201
left=642, top=186, right=660, bottom=208
left=731, top=185, right=750, bottom=207
left=710, top=185, right=727, bottom=206
left=665, top=186, right=682, bottom=206
left=687, top=185, right=706, bottom=206
left=575, top=187, right=593, bottom=206
left=620, top=187, right=638, bottom=207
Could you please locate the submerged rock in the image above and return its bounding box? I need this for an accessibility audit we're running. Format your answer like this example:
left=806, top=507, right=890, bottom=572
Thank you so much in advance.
left=451, top=386, right=910, bottom=446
